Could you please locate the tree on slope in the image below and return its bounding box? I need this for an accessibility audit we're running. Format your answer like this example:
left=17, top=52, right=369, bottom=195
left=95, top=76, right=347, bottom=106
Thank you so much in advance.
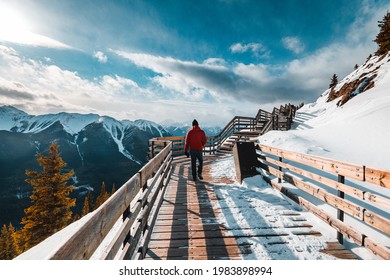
left=374, top=11, right=390, bottom=55
left=329, top=74, right=338, bottom=88
left=0, top=224, right=20, bottom=259
left=81, top=191, right=94, bottom=217
left=21, top=143, right=76, bottom=251
left=94, top=181, right=110, bottom=210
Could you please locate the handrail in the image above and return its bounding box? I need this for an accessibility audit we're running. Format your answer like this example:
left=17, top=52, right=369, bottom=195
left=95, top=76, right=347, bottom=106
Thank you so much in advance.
left=149, top=103, right=298, bottom=157
left=148, top=115, right=257, bottom=158
left=256, top=143, right=390, bottom=260
left=18, top=142, right=173, bottom=260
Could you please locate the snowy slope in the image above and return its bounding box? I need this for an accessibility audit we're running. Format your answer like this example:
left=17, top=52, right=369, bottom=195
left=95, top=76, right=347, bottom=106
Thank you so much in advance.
left=0, top=105, right=30, bottom=131
left=257, top=53, right=390, bottom=259
left=259, top=53, right=390, bottom=169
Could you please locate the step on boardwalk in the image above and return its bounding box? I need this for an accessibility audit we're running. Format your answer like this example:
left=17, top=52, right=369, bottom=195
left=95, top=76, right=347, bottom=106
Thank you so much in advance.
left=145, top=155, right=358, bottom=260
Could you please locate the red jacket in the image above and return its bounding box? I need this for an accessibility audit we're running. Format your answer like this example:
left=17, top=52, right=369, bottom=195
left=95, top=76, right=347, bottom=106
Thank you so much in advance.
left=184, top=126, right=207, bottom=152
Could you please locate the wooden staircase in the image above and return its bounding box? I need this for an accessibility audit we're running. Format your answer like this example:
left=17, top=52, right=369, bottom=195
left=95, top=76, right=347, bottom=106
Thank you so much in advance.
left=219, top=131, right=261, bottom=154
left=148, top=103, right=302, bottom=158
left=216, top=103, right=299, bottom=154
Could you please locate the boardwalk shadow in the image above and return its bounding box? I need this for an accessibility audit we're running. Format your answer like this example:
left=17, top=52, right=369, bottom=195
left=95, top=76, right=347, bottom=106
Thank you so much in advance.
left=166, top=164, right=189, bottom=259
left=209, top=180, right=300, bottom=260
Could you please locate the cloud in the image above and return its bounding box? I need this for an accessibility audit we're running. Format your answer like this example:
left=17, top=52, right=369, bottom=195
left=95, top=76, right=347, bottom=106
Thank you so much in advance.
left=93, top=51, right=108, bottom=63
left=282, top=36, right=305, bottom=54
left=0, top=45, right=151, bottom=118
left=230, top=42, right=269, bottom=58
left=0, top=86, right=36, bottom=101
left=113, top=50, right=236, bottom=100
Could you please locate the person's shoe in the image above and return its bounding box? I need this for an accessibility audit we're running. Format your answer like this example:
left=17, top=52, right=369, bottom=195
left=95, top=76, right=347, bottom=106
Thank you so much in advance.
left=198, top=174, right=203, bottom=180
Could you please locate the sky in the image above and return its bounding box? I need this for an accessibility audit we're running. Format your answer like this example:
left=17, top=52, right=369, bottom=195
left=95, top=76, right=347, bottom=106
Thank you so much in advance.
left=0, top=0, right=388, bottom=126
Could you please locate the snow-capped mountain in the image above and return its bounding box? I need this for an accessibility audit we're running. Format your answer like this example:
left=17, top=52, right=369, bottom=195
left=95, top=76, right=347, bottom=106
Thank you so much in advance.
left=161, top=120, right=222, bottom=137
left=0, top=107, right=170, bottom=227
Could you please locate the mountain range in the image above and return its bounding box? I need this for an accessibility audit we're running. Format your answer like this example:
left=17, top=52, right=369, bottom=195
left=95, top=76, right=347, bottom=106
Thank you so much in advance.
left=0, top=107, right=174, bottom=227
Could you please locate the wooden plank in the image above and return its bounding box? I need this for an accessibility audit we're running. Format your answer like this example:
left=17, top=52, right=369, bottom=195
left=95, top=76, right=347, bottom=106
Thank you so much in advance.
left=101, top=216, right=132, bottom=260
left=269, top=180, right=364, bottom=246
left=363, top=192, right=390, bottom=210
left=148, top=237, right=245, bottom=249
left=364, top=237, right=390, bottom=260
left=146, top=245, right=248, bottom=259
left=156, top=136, right=185, bottom=141
left=267, top=165, right=364, bottom=219
left=363, top=210, right=390, bottom=235
left=139, top=143, right=172, bottom=187
left=365, top=167, right=390, bottom=189
left=140, top=161, right=172, bottom=259
left=264, top=156, right=365, bottom=200
left=119, top=220, right=142, bottom=260
left=259, top=144, right=365, bottom=181
left=49, top=174, right=141, bottom=260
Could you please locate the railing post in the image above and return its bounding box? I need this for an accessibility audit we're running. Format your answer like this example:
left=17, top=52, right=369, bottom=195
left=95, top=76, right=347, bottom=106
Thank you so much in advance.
left=278, top=157, right=282, bottom=183
left=337, top=174, right=345, bottom=244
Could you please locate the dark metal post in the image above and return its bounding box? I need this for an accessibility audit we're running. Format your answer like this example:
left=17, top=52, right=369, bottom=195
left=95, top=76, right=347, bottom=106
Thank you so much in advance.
left=337, top=175, right=345, bottom=244
left=278, top=157, right=282, bottom=183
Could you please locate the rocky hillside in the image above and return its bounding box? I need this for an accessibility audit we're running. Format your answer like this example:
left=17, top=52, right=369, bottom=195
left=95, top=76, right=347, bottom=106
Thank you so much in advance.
left=327, top=53, right=390, bottom=106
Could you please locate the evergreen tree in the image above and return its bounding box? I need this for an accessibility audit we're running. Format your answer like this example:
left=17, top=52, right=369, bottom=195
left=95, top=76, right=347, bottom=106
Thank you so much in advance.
left=21, top=143, right=76, bottom=251
left=94, top=181, right=110, bottom=210
left=0, top=224, right=20, bottom=259
left=82, top=192, right=94, bottom=216
left=354, top=64, right=359, bottom=70
left=329, top=74, right=338, bottom=88
left=374, top=11, right=390, bottom=55
left=111, top=183, right=116, bottom=195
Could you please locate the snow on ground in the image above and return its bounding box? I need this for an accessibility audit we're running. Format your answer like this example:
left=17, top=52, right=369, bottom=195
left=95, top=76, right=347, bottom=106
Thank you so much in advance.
left=209, top=156, right=339, bottom=260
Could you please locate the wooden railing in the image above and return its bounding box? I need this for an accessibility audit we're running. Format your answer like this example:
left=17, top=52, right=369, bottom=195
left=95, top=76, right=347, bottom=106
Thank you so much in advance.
left=256, top=143, right=390, bottom=259
left=148, top=116, right=257, bottom=158
left=149, top=103, right=299, bottom=158
left=37, top=142, right=173, bottom=259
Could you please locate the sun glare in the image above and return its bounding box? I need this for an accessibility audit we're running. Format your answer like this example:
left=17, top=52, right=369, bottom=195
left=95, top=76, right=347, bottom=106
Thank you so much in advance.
left=0, top=3, right=32, bottom=43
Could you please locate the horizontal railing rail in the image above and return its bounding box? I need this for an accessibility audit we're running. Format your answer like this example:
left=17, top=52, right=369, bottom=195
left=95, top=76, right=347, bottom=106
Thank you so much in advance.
left=256, top=143, right=390, bottom=260
left=23, top=142, right=174, bottom=260
left=148, top=116, right=257, bottom=158
left=149, top=103, right=299, bottom=158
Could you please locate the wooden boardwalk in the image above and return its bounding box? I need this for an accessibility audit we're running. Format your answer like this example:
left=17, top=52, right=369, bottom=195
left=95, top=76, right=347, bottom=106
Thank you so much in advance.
left=145, top=155, right=358, bottom=260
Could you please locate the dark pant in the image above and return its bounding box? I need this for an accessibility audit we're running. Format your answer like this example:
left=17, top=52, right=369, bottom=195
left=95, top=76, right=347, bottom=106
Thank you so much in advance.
left=190, top=150, right=203, bottom=180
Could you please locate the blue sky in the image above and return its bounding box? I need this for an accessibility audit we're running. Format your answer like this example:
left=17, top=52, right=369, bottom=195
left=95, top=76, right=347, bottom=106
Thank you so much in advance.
left=0, top=0, right=388, bottom=125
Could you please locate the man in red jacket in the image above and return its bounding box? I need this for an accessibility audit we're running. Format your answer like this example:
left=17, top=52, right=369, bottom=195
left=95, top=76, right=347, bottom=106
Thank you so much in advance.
left=184, top=119, right=207, bottom=181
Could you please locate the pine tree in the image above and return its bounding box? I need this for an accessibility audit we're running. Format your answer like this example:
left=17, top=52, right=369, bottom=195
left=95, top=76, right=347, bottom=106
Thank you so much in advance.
left=354, top=64, right=359, bottom=70
left=374, top=11, right=390, bottom=55
left=21, top=143, right=76, bottom=251
left=94, top=181, right=110, bottom=210
left=82, top=192, right=94, bottom=216
left=329, top=74, right=338, bottom=88
left=0, top=224, right=20, bottom=259
left=111, top=183, right=116, bottom=195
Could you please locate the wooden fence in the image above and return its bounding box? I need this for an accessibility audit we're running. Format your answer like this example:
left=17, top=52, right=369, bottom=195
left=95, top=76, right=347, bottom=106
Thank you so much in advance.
left=45, top=142, right=173, bottom=259
left=256, top=143, right=390, bottom=259
left=149, top=103, right=299, bottom=158
left=148, top=116, right=257, bottom=158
